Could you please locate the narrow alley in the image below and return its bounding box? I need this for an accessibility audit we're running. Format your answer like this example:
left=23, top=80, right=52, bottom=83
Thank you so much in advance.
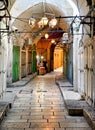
left=0, top=72, right=91, bottom=130
left=1, top=0, right=95, bottom=129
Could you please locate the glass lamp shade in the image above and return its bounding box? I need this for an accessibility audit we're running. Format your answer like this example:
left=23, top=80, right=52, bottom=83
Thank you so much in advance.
left=38, top=16, right=48, bottom=27
left=0, top=10, right=5, bottom=17
left=45, top=33, right=49, bottom=39
left=49, top=18, right=57, bottom=28
left=38, top=20, right=43, bottom=28
left=36, top=55, right=39, bottom=59
left=0, top=0, right=8, bottom=10
left=0, top=1, right=5, bottom=17
left=41, top=17, right=48, bottom=25
left=51, top=39, right=55, bottom=43
left=41, top=56, right=44, bottom=59
left=29, top=17, right=36, bottom=28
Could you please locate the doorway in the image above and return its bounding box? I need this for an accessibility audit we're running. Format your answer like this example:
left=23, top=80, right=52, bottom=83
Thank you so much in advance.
left=12, top=46, right=20, bottom=82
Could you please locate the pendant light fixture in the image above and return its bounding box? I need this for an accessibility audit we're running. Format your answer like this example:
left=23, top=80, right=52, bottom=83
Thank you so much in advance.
left=29, top=0, right=57, bottom=28
left=45, top=33, right=49, bottom=39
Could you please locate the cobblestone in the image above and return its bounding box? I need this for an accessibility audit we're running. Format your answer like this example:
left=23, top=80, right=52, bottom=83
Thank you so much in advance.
left=0, top=72, right=92, bottom=130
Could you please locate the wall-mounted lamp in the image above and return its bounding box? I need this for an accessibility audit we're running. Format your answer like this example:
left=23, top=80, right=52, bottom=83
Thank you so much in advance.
left=0, top=0, right=8, bottom=21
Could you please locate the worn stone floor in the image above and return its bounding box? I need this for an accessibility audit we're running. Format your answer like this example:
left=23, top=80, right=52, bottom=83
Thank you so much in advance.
left=0, top=72, right=92, bottom=130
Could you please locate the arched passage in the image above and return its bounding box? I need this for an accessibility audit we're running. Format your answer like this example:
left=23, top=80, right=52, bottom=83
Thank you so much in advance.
left=2, top=0, right=95, bottom=107
left=9, top=0, right=80, bottom=80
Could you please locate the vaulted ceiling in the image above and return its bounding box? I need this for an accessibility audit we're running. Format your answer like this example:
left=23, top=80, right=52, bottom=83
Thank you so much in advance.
left=7, top=0, right=89, bottom=44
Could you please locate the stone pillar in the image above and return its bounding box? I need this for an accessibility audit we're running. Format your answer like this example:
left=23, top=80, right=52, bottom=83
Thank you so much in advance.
left=63, top=51, right=66, bottom=75
left=0, top=22, right=3, bottom=97
left=73, top=35, right=79, bottom=91
left=0, top=21, right=9, bottom=97
left=7, top=35, right=13, bottom=84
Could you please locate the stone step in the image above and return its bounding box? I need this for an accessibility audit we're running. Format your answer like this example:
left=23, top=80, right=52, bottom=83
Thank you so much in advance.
left=64, top=99, right=95, bottom=129
left=7, top=73, right=37, bottom=87
left=0, top=102, right=10, bottom=123
left=0, top=91, right=16, bottom=108
left=83, top=107, right=95, bottom=129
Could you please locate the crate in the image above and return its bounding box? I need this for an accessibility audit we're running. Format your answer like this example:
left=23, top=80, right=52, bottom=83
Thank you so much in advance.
left=39, top=67, right=46, bottom=75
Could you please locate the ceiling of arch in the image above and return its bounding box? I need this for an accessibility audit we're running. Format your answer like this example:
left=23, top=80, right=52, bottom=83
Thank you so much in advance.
left=8, top=0, right=89, bottom=44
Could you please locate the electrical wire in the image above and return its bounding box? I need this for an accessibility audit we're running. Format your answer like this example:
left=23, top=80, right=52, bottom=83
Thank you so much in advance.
left=11, top=16, right=29, bottom=24
left=11, top=16, right=29, bottom=20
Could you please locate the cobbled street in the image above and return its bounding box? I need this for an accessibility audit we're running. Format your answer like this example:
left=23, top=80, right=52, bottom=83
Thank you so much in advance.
left=0, top=72, right=92, bottom=130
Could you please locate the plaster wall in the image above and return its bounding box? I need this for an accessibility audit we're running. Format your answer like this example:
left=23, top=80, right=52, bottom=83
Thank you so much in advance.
left=7, top=37, right=13, bottom=84
left=0, top=22, right=9, bottom=96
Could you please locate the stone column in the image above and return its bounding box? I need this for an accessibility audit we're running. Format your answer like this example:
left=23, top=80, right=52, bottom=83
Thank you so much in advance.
left=0, top=21, right=9, bottom=97
left=73, top=35, right=79, bottom=91
left=0, top=21, right=3, bottom=97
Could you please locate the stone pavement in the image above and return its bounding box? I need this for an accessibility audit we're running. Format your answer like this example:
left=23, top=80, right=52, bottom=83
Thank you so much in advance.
left=0, top=71, right=92, bottom=130
left=56, top=75, right=95, bottom=129
left=55, top=77, right=81, bottom=100
left=7, top=73, right=37, bottom=87
left=0, top=73, right=37, bottom=125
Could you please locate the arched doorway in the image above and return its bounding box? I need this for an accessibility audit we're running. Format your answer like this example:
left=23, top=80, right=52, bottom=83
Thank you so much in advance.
left=54, top=46, right=63, bottom=71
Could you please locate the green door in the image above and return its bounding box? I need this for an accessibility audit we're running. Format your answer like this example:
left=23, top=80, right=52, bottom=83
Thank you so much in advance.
left=32, top=50, right=37, bottom=73
left=12, top=46, right=20, bottom=82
